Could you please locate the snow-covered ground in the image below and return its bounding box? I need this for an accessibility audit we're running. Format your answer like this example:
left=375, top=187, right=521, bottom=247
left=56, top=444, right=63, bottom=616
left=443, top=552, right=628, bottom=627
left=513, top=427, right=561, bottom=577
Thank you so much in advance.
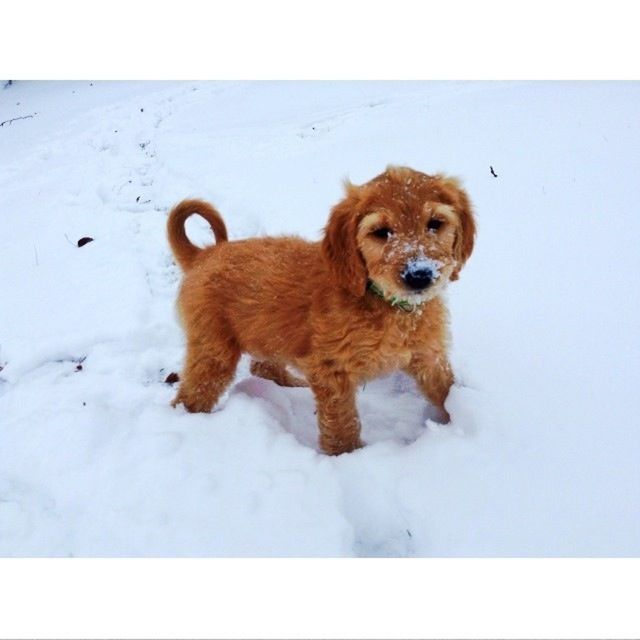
left=1, top=81, right=638, bottom=556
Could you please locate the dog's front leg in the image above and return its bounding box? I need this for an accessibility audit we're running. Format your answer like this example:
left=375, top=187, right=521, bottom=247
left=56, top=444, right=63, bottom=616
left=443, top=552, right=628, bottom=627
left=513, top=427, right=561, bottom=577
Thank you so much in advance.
left=405, top=350, right=454, bottom=423
left=309, top=371, right=363, bottom=455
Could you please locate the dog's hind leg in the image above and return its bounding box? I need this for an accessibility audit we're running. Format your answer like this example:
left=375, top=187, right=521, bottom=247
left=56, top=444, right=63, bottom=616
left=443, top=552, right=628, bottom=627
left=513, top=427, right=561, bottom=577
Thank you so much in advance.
left=250, top=359, right=308, bottom=387
left=172, top=338, right=241, bottom=413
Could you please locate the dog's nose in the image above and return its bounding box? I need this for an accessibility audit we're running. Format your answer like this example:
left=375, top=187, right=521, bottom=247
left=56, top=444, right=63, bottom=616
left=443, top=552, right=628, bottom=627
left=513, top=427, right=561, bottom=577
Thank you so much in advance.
left=401, top=263, right=434, bottom=290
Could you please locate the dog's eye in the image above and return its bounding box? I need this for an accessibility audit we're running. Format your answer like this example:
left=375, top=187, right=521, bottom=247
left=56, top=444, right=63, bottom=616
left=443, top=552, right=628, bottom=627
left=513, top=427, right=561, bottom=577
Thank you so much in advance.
left=371, top=227, right=393, bottom=240
left=427, top=218, right=443, bottom=232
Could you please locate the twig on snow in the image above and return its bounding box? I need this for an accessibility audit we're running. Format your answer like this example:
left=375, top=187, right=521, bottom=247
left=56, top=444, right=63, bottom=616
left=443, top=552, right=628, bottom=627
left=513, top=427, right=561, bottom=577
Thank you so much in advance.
left=0, top=113, right=36, bottom=127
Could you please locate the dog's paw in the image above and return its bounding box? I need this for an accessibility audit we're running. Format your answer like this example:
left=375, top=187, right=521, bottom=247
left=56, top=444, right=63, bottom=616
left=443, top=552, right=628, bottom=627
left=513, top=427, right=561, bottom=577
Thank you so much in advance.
left=320, top=435, right=364, bottom=456
left=170, top=392, right=212, bottom=413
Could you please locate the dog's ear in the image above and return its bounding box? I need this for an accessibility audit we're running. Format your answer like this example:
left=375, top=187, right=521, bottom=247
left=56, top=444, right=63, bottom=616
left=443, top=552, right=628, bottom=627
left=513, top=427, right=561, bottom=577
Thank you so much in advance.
left=322, top=185, right=368, bottom=297
left=441, top=176, right=476, bottom=280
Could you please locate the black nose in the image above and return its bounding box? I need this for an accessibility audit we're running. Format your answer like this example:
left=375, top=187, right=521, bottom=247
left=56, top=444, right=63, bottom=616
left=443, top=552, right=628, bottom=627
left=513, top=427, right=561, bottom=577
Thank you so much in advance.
left=401, top=266, right=433, bottom=290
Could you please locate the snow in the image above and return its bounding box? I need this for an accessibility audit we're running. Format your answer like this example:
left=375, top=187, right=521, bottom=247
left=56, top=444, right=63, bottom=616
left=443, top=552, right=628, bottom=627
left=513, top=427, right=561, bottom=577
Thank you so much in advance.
left=1, top=80, right=639, bottom=556
left=404, top=256, right=443, bottom=278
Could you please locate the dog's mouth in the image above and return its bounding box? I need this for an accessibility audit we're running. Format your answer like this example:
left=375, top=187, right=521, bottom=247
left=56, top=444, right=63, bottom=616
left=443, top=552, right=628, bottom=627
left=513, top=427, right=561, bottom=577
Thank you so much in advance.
left=368, top=257, right=453, bottom=310
left=368, top=278, right=440, bottom=312
left=399, top=288, right=436, bottom=302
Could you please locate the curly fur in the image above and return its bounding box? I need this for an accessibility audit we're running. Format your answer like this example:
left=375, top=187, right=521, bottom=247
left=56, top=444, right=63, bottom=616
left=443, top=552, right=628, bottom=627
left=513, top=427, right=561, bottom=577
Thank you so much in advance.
left=168, top=166, right=476, bottom=455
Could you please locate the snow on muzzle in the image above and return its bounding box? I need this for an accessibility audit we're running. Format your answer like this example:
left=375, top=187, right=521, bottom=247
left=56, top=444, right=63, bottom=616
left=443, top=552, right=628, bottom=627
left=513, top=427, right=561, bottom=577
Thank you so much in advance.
left=400, top=257, right=443, bottom=290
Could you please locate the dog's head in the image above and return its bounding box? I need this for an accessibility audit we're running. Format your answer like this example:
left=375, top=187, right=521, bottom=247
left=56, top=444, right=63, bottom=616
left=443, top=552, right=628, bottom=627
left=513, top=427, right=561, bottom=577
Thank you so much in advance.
left=322, top=166, right=476, bottom=301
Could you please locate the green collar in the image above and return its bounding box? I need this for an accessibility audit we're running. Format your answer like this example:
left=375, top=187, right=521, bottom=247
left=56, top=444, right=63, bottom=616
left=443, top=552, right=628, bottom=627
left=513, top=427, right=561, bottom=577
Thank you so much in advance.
left=367, top=280, right=423, bottom=313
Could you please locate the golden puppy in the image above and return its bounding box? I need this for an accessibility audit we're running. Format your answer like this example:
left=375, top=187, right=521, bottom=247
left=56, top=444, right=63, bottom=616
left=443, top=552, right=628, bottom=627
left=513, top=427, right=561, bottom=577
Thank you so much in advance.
left=168, top=166, right=475, bottom=455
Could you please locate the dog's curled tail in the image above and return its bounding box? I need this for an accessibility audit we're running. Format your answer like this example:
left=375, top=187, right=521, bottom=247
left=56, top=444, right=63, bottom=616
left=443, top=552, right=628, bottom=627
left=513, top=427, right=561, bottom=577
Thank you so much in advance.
left=167, top=199, right=228, bottom=270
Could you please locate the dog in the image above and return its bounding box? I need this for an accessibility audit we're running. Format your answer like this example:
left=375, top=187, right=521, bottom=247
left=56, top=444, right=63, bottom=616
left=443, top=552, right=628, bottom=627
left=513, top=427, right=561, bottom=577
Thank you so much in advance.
left=167, top=166, right=475, bottom=455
